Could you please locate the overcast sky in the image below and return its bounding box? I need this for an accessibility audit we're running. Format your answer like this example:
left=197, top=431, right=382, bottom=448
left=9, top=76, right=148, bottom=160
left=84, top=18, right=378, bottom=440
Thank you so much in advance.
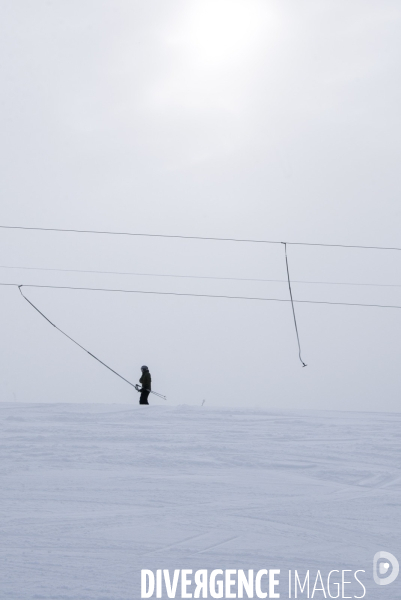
left=1, top=0, right=401, bottom=411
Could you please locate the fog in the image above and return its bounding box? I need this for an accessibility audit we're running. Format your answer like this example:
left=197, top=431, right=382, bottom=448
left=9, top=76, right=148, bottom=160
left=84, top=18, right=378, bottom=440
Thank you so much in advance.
left=1, top=0, right=400, bottom=410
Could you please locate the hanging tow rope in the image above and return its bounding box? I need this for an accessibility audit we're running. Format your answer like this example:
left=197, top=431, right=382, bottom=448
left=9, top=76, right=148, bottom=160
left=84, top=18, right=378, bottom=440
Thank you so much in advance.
left=282, top=244, right=307, bottom=367
left=18, top=285, right=167, bottom=399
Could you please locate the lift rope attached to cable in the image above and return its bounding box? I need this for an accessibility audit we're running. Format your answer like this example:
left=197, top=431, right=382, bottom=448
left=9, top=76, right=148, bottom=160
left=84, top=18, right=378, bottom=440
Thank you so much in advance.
left=282, top=243, right=307, bottom=367
left=17, top=285, right=167, bottom=400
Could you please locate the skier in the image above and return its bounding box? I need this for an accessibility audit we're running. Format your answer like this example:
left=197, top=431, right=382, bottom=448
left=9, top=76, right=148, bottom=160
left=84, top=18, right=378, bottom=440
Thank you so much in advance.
left=138, top=365, right=151, bottom=405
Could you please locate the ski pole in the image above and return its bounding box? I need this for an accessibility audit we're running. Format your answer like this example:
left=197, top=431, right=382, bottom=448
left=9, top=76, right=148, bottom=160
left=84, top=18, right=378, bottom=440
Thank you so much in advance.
left=134, top=385, right=167, bottom=400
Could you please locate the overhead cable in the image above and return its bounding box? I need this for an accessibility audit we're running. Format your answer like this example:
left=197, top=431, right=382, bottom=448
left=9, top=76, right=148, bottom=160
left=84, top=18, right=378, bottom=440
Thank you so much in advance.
left=1, top=281, right=401, bottom=310
left=1, top=264, right=401, bottom=288
left=1, top=224, right=401, bottom=252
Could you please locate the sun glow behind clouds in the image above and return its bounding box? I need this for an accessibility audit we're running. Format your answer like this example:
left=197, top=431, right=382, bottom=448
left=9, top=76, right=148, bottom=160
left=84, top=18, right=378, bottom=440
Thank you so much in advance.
left=141, top=1, right=283, bottom=167
left=168, top=0, right=281, bottom=67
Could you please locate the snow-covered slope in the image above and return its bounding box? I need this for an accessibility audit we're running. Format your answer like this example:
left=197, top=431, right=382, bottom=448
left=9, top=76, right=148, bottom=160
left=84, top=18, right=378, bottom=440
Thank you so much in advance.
left=1, top=403, right=400, bottom=599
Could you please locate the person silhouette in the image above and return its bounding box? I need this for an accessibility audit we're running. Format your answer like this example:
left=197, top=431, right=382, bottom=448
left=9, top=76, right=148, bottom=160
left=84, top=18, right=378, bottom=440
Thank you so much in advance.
left=138, top=365, right=151, bottom=405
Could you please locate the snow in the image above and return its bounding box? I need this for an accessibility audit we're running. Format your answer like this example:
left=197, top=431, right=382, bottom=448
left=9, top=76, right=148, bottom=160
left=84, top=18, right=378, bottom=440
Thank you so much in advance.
left=1, top=403, right=400, bottom=599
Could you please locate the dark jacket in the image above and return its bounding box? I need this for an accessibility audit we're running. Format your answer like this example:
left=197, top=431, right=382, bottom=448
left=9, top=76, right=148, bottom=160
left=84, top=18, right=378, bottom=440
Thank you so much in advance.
left=139, top=370, right=151, bottom=391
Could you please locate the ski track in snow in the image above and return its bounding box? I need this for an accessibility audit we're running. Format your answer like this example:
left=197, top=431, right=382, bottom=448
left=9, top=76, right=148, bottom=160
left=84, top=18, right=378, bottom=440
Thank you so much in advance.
left=0, top=403, right=400, bottom=599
